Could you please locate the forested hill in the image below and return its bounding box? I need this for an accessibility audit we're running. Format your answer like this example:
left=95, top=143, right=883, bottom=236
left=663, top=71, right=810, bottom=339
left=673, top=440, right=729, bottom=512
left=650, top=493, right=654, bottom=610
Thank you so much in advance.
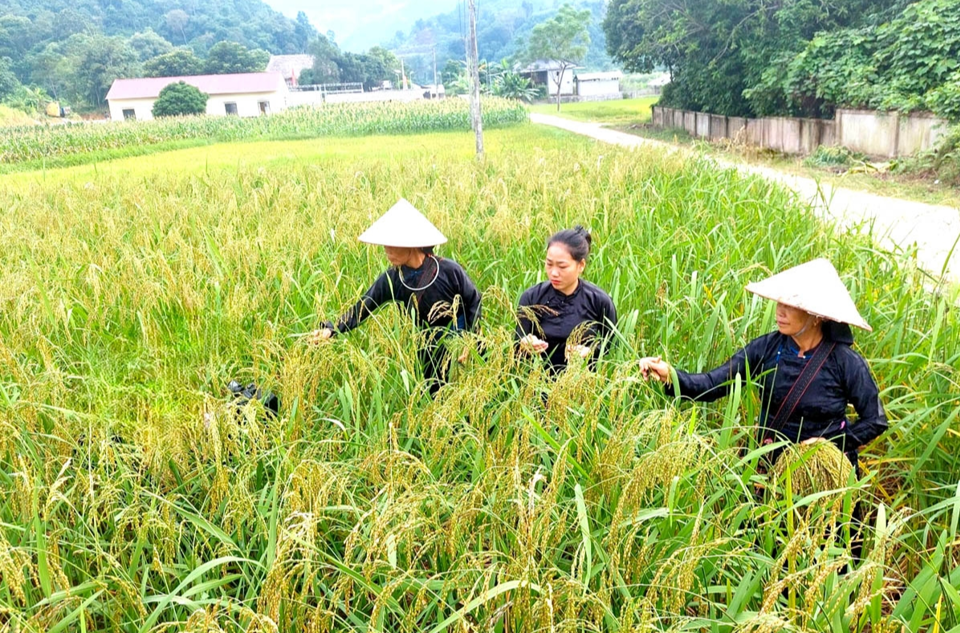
left=382, top=0, right=613, bottom=80
left=0, top=0, right=319, bottom=110
left=0, top=0, right=315, bottom=58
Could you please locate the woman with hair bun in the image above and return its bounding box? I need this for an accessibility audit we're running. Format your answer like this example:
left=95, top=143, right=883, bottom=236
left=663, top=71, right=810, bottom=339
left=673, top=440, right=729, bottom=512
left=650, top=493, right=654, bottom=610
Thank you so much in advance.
left=516, top=226, right=617, bottom=372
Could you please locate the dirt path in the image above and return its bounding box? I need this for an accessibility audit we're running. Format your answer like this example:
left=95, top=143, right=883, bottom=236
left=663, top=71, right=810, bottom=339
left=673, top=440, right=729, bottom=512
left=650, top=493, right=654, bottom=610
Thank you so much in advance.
left=532, top=113, right=960, bottom=284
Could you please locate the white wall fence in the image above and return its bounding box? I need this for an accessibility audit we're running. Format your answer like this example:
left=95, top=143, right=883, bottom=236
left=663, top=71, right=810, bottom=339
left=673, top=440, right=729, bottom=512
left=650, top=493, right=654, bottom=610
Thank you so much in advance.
left=286, top=89, right=430, bottom=108
left=652, top=106, right=949, bottom=158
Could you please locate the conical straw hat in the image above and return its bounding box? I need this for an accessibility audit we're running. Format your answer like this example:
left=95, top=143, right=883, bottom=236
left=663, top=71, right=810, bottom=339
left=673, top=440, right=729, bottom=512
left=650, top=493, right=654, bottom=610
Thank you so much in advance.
left=358, top=199, right=448, bottom=248
left=745, top=259, right=872, bottom=331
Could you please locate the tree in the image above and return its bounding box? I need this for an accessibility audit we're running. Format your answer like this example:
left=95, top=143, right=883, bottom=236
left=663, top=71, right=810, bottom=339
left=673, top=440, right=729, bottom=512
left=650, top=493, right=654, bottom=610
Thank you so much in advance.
left=152, top=81, right=207, bottom=117
left=204, top=41, right=268, bottom=75
left=367, top=46, right=399, bottom=79
left=165, top=10, right=190, bottom=45
left=523, top=4, right=591, bottom=111
left=603, top=0, right=901, bottom=117
left=0, top=56, right=21, bottom=99
left=3, top=84, right=47, bottom=113
left=299, top=35, right=341, bottom=85
left=143, top=48, right=204, bottom=77
left=129, top=29, right=173, bottom=62
left=63, top=33, right=141, bottom=109
left=293, top=12, right=317, bottom=53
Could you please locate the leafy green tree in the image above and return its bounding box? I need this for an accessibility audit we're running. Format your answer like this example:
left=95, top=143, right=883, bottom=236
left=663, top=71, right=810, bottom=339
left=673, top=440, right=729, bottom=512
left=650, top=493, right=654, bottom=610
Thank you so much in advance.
left=164, top=10, right=190, bottom=46
left=144, top=49, right=204, bottom=78
left=28, top=44, right=70, bottom=99
left=129, top=29, right=173, bottom=62
left=0, top=56, right=21, bottom=99
left=0, top=16, right=34, bottom=60
left=293, top=12, right=317, bottom=53
left=3, top=84, right=47, bottom=113
left=603, top=0, right=901, bottom=117
left=152, top=81, right=208, bottom=117
left=299, top=35, right=341, bottom=84
left=523, top=3, right=591, bottom=111
left=62, top=34, right=141, bottom=109
left=204, top=41, right=269, bottom=75
left=367, top=46, right=399, bottom=79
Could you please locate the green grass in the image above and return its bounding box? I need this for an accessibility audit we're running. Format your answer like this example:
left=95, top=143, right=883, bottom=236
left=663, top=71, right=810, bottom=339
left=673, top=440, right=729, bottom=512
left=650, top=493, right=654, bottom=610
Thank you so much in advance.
left=0, top=125, right=958, bottom=632
left=0, top=104, right=38, bottom=127
left=617, top=124, right=960, bottom=209
left=530, top=96, right=658, bottom=124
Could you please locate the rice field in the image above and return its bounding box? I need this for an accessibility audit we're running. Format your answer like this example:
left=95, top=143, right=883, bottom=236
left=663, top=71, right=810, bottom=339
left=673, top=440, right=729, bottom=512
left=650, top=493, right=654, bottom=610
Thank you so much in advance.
left=0, top=125, right=958, bottom=632
left=0, top=98, right=528, bottom=168
left=529, top=97, right=658, bottom=124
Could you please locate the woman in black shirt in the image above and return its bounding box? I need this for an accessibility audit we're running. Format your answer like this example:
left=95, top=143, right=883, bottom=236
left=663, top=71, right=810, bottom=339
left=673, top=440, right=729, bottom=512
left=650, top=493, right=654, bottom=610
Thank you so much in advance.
left=638, top=259, right=886, bottom=466
left=310, top=199, right=481, bottom=395
left=516, top=226, right=617, bottom=372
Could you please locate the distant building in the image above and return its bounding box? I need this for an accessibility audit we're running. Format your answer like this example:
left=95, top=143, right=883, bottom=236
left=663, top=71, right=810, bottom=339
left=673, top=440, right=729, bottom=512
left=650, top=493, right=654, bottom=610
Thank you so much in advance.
left=266, top=54, right=315, bottom=87
left=518, top=60, right=579, bottom=97
left=648, top=73, right=672, bottom=95
left=575, top=71, right=623, bottom=98
left=105, top=73, right=288, bottom=122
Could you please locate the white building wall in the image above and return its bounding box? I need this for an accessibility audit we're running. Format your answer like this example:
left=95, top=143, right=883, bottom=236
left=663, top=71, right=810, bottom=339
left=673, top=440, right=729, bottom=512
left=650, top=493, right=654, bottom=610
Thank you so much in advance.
left=205, top=91, right=286, bottom=117
left=108, top=90, right=287, bottom=122
left=578, top=79, right=621, bottom=97
left=108, top=98, right=157, bottom=122
left=548, top=70, right=576, bottom=96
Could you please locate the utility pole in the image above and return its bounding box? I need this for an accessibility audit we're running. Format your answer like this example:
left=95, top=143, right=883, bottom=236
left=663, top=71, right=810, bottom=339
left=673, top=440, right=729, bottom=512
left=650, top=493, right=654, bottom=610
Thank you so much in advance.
left=465, top=0, right=484, bottom=156
left=433, top=46, right=439, bottom=98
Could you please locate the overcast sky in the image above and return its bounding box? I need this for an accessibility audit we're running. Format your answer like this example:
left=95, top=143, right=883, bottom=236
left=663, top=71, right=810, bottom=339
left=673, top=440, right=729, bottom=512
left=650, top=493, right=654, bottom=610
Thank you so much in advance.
left=265, top=0, right=461, bottom=51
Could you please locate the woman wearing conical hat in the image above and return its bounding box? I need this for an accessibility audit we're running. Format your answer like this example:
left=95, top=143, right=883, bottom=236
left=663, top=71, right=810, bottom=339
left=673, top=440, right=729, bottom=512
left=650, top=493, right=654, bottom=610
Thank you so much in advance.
left=638, top=259, right=887, bottom=465
left=309, top=199, right=481, bottom=396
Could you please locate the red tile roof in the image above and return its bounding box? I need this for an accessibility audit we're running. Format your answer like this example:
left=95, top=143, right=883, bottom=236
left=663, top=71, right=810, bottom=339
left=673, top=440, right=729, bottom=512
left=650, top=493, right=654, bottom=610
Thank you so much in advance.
left=106, top=73, right=285, bottom=101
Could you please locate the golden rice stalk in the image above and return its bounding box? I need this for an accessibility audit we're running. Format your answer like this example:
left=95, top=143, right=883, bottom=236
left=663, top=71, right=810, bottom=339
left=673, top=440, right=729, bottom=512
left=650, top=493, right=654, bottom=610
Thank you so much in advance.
left=771, top=440, right=855, bottom=514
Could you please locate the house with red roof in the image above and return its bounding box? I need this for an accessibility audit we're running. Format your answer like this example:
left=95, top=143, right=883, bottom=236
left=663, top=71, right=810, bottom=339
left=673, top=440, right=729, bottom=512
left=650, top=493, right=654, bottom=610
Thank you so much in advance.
left=105, top=72, right=288, bottom=122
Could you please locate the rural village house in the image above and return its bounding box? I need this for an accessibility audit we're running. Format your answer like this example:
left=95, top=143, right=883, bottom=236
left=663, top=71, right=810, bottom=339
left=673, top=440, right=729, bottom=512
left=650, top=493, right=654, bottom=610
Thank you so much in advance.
left=105, top=73, right=288, bottom=122
left=574, top=71, right=623, bottom=98
left=518, top=60, right=578, bottom=97
left=266, top=54, right=315, bottom=87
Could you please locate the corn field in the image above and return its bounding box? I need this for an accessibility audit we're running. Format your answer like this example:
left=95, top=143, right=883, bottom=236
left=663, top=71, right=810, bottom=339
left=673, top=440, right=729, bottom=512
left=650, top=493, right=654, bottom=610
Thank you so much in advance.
left=0, top=126, right=958, bottom=632
left=0, top=98, right=528, bottom=166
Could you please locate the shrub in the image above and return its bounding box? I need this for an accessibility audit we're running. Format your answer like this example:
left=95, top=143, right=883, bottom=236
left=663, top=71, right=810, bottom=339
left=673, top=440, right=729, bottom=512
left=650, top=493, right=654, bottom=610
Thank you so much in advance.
left=802, top=145, right=867, bottom=170
left=152, top=81, right=208, bottom=118
left=925, top=71, right=960, bottom=122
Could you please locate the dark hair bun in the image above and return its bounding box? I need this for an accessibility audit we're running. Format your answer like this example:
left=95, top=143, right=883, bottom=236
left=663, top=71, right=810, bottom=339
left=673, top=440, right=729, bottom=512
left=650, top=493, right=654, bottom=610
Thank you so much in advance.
left=573, top=225, right=592, bottom=247
left=547, top=226, right=592, bottom=261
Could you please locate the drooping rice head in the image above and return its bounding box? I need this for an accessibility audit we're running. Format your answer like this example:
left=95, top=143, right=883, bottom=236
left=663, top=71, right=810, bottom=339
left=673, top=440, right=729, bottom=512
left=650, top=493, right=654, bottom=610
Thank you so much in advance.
left=771, top=440, right=856, bottom=513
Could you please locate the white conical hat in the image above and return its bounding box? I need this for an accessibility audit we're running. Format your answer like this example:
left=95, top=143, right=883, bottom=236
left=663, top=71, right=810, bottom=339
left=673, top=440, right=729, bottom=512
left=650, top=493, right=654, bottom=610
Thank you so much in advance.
left=745, top=259, right=872, bottom=331
left=357, top=199, right=447, bottom=248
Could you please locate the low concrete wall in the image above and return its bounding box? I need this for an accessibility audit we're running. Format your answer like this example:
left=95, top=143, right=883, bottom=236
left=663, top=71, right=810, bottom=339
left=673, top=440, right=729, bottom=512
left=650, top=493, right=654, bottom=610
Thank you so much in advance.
left=683, top=111, right=696, bottom=136
left=652, top=105, right=946, bottom=157
left=709, top=114, right=727, bottom=140
left=837, top=109, right=947, bottom=157
left=652, top=106, right=664, bottom=127
left=695, top=112, right=710, bottom=138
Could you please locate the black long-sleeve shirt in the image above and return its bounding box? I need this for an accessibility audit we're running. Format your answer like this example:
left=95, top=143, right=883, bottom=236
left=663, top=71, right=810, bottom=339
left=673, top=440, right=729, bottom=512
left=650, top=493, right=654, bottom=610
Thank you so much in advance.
left=665, top=324, right=887, bottom=454
left=324, top=256, right=481, bottom=336
left=516, top=280, right=617, bottom=372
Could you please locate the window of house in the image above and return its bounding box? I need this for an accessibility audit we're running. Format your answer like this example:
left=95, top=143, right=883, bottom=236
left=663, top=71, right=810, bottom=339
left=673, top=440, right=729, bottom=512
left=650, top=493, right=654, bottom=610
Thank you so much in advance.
left=258, top=101, right=270, bottom=115
left=225, top=102, right=239, bottom=115
left=122, top=109, right=136, bottom=120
